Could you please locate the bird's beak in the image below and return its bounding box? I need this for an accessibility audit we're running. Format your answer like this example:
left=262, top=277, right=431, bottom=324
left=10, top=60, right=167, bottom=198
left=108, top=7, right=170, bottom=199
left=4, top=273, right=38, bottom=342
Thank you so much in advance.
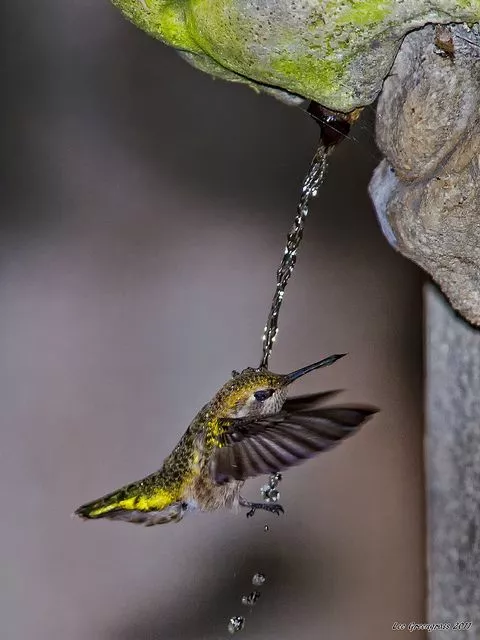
left=284, top=354, right=346, bottom=385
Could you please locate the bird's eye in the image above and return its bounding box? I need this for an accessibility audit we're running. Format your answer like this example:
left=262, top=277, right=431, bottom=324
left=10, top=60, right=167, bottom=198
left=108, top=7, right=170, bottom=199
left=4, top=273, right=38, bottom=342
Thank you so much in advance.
left=254, top=389, right=274, bottom=402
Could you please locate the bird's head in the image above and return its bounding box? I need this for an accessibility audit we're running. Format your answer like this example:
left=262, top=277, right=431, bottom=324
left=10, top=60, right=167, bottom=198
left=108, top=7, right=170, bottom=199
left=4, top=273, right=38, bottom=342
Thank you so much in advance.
left=212, top=354, right=345, bottom=419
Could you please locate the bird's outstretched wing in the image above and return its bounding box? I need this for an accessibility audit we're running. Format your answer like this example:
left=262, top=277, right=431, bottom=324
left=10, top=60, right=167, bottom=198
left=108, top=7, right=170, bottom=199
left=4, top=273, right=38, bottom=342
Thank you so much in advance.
left=210, top=400, right=377, bottom=484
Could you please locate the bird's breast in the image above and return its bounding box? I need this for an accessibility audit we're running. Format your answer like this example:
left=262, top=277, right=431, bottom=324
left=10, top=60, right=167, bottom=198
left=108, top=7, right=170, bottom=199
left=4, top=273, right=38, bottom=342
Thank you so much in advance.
left=183, top=470, right=242, bottom=512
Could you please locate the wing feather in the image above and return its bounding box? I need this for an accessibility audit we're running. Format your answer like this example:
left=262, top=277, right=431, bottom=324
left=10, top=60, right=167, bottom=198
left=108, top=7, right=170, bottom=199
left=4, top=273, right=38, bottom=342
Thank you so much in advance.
left=210, top=403, right=377, bottom=484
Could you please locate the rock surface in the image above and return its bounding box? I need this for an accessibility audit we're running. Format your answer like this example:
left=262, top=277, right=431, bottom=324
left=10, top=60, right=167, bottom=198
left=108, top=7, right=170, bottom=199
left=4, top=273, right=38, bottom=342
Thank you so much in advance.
left=370, top=25, right=480, bottom=325
left=426, top=285, right=480, bottom=639
left=111, top=0, right=480, bottom=111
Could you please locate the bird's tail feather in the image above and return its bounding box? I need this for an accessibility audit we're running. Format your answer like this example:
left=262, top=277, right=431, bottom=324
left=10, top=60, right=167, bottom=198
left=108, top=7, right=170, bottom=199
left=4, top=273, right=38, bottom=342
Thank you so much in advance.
left=74, top=477, right=181, bottom=526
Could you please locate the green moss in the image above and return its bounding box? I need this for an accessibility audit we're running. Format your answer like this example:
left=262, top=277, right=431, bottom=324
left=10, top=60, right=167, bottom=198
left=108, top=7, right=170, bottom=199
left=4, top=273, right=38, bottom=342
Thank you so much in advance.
left=185, top=0, right=251, bottom=63
left=110, top=0, right=203, bottom=52
left=180, top=2, right=353, bottom=103
left=110, top=0, right=480, bottom=111
left=453, top=0, right=480, bottom=17
left=261, top=2, right=393, bottom=103
left=333, top=0, right=393, bottom=26
left=269, top=53, right=348, bottom=103
left=455, top=0, right=476, bottom=8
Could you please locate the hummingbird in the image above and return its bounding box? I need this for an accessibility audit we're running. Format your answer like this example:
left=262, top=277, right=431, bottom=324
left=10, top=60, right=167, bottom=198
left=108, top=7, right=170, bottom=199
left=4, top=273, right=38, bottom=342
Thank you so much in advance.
left=75, top=354, right=376, bottom=526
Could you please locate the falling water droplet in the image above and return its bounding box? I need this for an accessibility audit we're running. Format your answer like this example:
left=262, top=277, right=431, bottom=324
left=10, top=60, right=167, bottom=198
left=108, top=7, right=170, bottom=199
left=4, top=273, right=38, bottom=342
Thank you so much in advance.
left=261, top=484, right=280, bottom=503
left=252, top=572, right=266, bottom=587
left=267, top=488, right=279, bottom=502
left=268, top=472, right=283, bottom=489
left=242, top=591, right=261, bottom=606
left=228, top=616, right=245, bottom=634
left=264, top=524, right=269, bottom=532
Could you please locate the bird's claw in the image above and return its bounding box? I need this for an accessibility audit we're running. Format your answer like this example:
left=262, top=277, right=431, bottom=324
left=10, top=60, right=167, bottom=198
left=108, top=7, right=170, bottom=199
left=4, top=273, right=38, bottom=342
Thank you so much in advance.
left=266, top=504, right=284, bottom=517
left=244, top=502, right=285, bottom=518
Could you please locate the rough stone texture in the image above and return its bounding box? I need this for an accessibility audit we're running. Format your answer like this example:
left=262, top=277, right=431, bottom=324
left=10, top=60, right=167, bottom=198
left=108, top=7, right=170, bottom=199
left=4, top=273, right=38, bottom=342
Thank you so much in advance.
left=111, top=0, right=480, bottom=111
left=426, top=285, right=480, bottom=639
left=369, top=24, right=480, bottom=325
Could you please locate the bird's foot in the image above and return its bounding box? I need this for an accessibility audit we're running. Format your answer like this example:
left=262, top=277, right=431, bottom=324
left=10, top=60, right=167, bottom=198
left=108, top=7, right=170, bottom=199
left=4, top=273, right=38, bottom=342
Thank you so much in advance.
left=241, top=501, right=285, bottom=519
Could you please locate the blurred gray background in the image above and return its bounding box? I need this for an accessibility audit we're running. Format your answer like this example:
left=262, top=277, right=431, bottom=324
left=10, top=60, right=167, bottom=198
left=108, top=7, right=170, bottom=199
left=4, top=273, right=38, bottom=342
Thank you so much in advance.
left=1, top=2, right=425, bottom=639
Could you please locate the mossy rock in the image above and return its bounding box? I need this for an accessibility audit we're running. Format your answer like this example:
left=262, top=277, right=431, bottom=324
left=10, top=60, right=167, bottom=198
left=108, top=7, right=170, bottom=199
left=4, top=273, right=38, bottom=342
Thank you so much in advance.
left=112, top=0, right=480, bottom=111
